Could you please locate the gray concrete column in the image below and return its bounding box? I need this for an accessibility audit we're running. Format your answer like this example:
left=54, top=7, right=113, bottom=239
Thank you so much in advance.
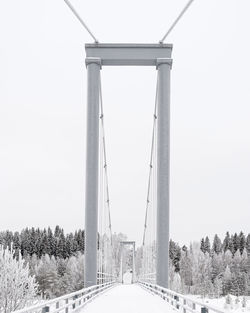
left=84, top=57, right=101, bottom=287
left=156, top=58, right=172, bottom=288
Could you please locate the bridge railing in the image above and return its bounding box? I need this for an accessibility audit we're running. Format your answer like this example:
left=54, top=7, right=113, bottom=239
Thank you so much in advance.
left=139, top=273, right=156, bottom=284
left=139, top=281, right=225, bottom=313
left=12, top=281, right=116, bottom=313
left=97, top=272, right=116, bottom=284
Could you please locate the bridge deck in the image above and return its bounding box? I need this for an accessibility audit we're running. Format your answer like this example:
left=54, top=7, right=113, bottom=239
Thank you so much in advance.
left=78, top=284, right=176, bottom=313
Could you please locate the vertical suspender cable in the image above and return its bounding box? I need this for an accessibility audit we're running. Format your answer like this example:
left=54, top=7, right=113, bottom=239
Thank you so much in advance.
left=142, top=72, right=159, bottom=282
left=142, top=72, right=159, bottom=246
left=99, top=73, right=114, bottom=282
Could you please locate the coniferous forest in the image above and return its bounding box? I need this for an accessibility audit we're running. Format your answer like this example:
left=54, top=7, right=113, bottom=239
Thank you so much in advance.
left=167, top=232, right=250, bottom=297
left=1, top=227, right=250, bottom=303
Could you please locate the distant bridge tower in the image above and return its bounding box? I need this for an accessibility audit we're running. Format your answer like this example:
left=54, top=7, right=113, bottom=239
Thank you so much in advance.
left=84, top=44, right=172, bottom=288
left=119, top=241, right=136, bottom=283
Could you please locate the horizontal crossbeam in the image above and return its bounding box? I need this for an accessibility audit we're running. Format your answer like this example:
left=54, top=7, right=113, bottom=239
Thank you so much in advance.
left=85, top=43, right=172, bottom=66
left=120, top=241, right=135, bottom=245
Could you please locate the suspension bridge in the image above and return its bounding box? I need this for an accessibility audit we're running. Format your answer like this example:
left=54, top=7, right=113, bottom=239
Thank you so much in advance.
left=12, top=0, right=226, bottom=312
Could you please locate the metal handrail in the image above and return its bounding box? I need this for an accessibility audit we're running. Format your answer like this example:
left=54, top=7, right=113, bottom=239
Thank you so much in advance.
left=12, top=281, right=116, bottom=313
left=139, top=281, right=225, bottom=313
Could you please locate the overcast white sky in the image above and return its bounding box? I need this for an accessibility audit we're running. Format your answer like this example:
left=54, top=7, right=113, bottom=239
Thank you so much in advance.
left=0, top=0, right=250, bottom=246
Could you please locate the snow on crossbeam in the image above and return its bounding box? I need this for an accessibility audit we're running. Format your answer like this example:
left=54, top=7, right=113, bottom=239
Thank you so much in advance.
left=12, top=282, right=115, bottom=313
left=139, top=281, right=226, bottom=313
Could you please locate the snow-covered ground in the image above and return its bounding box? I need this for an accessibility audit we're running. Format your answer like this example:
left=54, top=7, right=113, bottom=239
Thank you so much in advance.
left=79, top=284, right=176, bottom=313
left=187, top=295, right=250, bottom=313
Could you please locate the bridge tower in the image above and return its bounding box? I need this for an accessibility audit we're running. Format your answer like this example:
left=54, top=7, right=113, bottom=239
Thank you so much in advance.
left=84, top=44, right=172, bottom=288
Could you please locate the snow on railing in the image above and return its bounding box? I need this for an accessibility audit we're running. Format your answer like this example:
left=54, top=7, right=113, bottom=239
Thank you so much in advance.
left=12, top=281, right=116, bottom=313
left=138, top=281, right=225, bottom=313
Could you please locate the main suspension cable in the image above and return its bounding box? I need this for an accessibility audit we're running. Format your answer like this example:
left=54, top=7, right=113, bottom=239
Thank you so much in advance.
left=159, top=0, right=195, bottom=43
left=63, top=0, right=99, bottom=43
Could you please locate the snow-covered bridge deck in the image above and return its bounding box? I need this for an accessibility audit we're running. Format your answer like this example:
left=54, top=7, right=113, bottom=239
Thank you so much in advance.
left=78, top=284, right=176, bottom=313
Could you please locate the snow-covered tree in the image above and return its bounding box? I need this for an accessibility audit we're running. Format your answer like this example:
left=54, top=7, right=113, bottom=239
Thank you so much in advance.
left=224, top=294, right=233, bottom=310
left=211, top=253, right=223, bottom=282
left=179, top=250, right=192, bottom=293
left=213, top=277, right=223, bottom=298
left=63, top=253, right=84, bottom=292
left=111, top=232, right=127, bottom=277
left=169, top=263, right=176, bottom=290
left=223, top=265, right=232, bottom=295
left=169, top=240, right=181, bottom=272
left=235, top=296, right=240, bottom=309
left=172, top=272, right=182, bottom=293
left=223, top=250, right=233, bottom=268
left=242, top=296, right=247, bottom=308
left=0, top=245, right=37, bottom=313
left=196, top=252, right=213, bottom=297
left=35, top=254, right=58, bottom=299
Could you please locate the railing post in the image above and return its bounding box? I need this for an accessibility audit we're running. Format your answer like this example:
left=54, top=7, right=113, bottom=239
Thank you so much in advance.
left=183, top=299, right=187, bottom=313
left=161, top=289, right=165, bottom=300
left=192, top=302, right=196, bottom=311
left=174, top=295, right=179, bottom=309
left=56, top=302, right=59, bottom=309
left=65, top=299, right=69, bottom=313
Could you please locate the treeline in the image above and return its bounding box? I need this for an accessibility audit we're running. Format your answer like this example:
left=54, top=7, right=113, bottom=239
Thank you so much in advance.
left=169, top=232, right=250, bottom=297
left=200, top=232, right=250, bottom=255
left=0, top=226, right=84, bottom=259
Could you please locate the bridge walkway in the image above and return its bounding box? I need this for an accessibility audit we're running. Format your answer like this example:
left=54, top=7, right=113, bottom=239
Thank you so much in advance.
left=78, top=284, right=176, bottom=313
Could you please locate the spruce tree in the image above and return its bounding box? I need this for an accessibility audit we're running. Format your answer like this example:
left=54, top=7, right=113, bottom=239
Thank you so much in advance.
left=200, top=238, right=206, bottom=253
left=204, top=236, right=211, bottom=254
left=239, top=231, right=246, bottom=254
left=212, top=234, right=222, bottom=254
left=54, top=225, right=62, bottom=238
left=41, top=231, right=50, bottom=256
left=13, top=232, right=20, bottom=259
left=223, top=232, right=230, bottom=252
left=246, top=234, right=250, bottom=255
left=233, top=233, right=240, bottom=254
left=30, top=228, right=37, bottom=256
left=76, top=230, right=84, bottom=254
left=47, top=227, right=54, bottom=256
left=228, top=235, right=235, bottom=254
left=56, top=231, right=66, bottom=259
